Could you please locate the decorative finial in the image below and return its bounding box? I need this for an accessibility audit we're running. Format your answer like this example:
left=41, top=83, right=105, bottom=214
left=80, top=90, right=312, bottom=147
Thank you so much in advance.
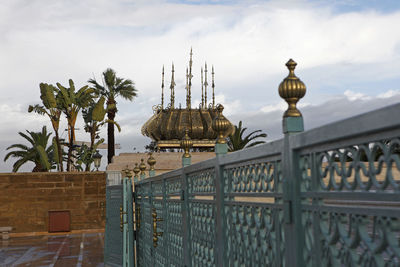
left=204, top=62, right=208, bottom=108
left=161, top=65, right=164, bottom=109
left=180, top=128, right=193, bottom=158
left=147, top=152, right=156, bottom=171
left=212, top=65, right=215, bottom=108
left=170, top=63, right=175, bottom=108
left=139, top=158, right=146, bottom=177
left=212, top=104, right=230, bottom=144
left=201, top=67, right=204, bottom=109
left=133, top=163, right=140, bottom=180
left=123, top=165, right=132, bottom=178
left=278, top=59, right=306, bottom=117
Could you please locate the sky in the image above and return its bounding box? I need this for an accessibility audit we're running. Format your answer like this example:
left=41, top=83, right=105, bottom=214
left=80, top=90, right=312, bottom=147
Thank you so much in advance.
left=1, top=0, right=400, bottom=172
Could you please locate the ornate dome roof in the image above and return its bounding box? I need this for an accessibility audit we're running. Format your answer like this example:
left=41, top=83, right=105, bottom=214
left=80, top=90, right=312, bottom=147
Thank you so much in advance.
left=141, top=49, right=234, bottom=148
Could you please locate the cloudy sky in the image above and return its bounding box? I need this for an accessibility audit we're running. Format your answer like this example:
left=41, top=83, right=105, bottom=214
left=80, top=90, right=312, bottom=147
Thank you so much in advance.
left=1, top=0, right=400, bottom=172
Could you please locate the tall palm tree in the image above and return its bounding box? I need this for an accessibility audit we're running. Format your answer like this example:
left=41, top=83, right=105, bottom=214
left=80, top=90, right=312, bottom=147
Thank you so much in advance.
left=88, top=68, right=137, bottom=163
left=56, top=79, right=95, bottom=171
left=81, top=96, right=120, bottom=171
left=4, top=126, right=54, bottom=172
left=28, top=83, right=63, bottom=171
left=227, top=121, right=267, bottom=152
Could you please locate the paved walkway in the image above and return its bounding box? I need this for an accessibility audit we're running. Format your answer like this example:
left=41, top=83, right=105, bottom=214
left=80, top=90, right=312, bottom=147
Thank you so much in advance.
left=0, top=232, right=104, bottom=267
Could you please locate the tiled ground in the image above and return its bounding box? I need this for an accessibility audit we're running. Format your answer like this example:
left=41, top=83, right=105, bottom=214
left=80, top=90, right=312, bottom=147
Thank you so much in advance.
left=0, top=232, right=104, bottom=267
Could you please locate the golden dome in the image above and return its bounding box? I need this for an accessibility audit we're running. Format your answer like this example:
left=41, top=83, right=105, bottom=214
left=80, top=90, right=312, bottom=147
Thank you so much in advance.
left=278, top=59, right=306, bottom=117
left=141, top=50, right=234, bottom=149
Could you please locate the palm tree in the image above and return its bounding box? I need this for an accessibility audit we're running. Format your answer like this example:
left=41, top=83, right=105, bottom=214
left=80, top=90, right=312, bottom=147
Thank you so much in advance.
left=227, top=121, right=267, bottom=152
left=4, top=126, right=54, bottom=172
left=28, top=83, right=63, bottom=171
left=81, top=96, right=120, bottom=171
left=56, top=79, right=95, bottom=171
left=88, top=68, right=137, bottom=163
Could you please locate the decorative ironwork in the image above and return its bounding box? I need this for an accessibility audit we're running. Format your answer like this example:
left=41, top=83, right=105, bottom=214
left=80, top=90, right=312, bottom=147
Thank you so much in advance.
left=188, top=168, right=216, bottom=194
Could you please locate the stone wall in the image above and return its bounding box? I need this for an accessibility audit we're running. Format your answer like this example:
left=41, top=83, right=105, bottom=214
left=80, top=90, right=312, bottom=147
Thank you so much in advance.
left=0, top=172, right=106, bottom=233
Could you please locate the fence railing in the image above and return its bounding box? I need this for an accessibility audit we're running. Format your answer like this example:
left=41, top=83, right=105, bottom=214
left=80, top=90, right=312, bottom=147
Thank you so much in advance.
left=134, top=102, right=400, bottom=267
left=133, top=58, right=400, bottom=266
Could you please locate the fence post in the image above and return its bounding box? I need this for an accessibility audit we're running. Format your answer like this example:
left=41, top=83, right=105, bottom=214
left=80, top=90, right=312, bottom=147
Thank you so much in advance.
left=182, top=167, right=191, bottom=267
left=212, top=106, right=229, bottom=266
left=280, top=59, right=306, bottom=267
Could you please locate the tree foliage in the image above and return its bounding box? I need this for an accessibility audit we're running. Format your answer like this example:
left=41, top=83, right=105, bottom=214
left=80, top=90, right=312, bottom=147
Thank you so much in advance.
left=56, top=79, right=96, bottom=171
left=4, top=126, right=54, bottom=172
left=28, top=83, right=63, bottom=171
left=227, top=121, right=267, bottom=152
left=88, top=68, right=137, bottom=164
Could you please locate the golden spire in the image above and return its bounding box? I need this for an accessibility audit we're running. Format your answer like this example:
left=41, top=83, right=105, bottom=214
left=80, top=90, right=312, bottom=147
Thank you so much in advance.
left=278, top=59, right=306, bottom=117
left=212, top=65, right=215, bottom=108
left=204, top=62, right=208, bottom=107
left=180, top=128, right=193, bottom=158
left=161, top=65, right=164, bottom=109
left=186, top=67, right=189, bottom=109
left=201, top=67, right=204, bottom=109
left=188, top=48, right=193, bottom=109
left=170, top=63, right=175, bottom=108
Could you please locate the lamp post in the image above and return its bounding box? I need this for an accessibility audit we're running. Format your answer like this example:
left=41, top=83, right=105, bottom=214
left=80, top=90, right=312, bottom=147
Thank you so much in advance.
left=93, top=150, right=102, bottom=171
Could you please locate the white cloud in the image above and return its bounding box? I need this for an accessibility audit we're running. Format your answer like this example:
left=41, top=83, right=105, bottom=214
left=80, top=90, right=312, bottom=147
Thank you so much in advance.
left=344, top=90, right=372, bottom=101
left=377, top=89, right=400, bottom=98
left=1, top=0, right=400, bottom=171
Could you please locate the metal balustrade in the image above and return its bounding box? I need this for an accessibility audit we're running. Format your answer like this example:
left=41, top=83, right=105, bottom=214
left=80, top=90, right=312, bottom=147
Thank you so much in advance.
left=134, top=102, right=400, bottom=267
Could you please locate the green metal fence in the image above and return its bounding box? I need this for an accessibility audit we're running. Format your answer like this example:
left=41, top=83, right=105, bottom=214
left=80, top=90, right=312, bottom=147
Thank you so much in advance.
left=134, top=102, right=400, bottom=266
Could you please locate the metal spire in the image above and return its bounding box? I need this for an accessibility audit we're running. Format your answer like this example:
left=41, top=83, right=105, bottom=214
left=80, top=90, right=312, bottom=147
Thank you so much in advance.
left=212, top=65, right=215, bottom=108
left=161, top=65, right=164, bottom=109
left=201, top=67, right=204, bottom=109
left=170, top=63, right=175, bottom=108
left=188, top=48, right=193, bottom=109
left=204, top=62, right=208, bottom=108
left=186, top=67, right=189, bottom=109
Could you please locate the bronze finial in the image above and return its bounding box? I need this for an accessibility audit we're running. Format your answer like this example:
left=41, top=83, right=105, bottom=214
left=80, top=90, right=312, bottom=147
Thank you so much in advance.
left=133, top=163, right=140, bottom=178
left=161, top=65, right=164, bottom=109
left=201, top=67, right=204, bottom=109
left=147, top=152, right=156, bottom=171
left=204, top=62, right=208, bottom=107
left=123, top=165, right=132, bottom=178
left=212, top=65, right=215, bottom=108
left=180, top=128, right=193, bottom=158
left=170, top=63, right=175, bottom=108
left=278, top=59, right=306, bottom=117
left=139, top=159, right=146, bottom=176
left=212, top=104, right=230, bottom=144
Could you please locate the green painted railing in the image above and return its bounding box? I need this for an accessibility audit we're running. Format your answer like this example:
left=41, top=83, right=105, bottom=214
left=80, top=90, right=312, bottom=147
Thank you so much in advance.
left=134, top=102, right=400, bottom=266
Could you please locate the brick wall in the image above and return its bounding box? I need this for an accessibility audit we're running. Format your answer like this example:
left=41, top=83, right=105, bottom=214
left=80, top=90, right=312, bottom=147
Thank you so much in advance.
left=0, top=172, right=106, bottom=233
